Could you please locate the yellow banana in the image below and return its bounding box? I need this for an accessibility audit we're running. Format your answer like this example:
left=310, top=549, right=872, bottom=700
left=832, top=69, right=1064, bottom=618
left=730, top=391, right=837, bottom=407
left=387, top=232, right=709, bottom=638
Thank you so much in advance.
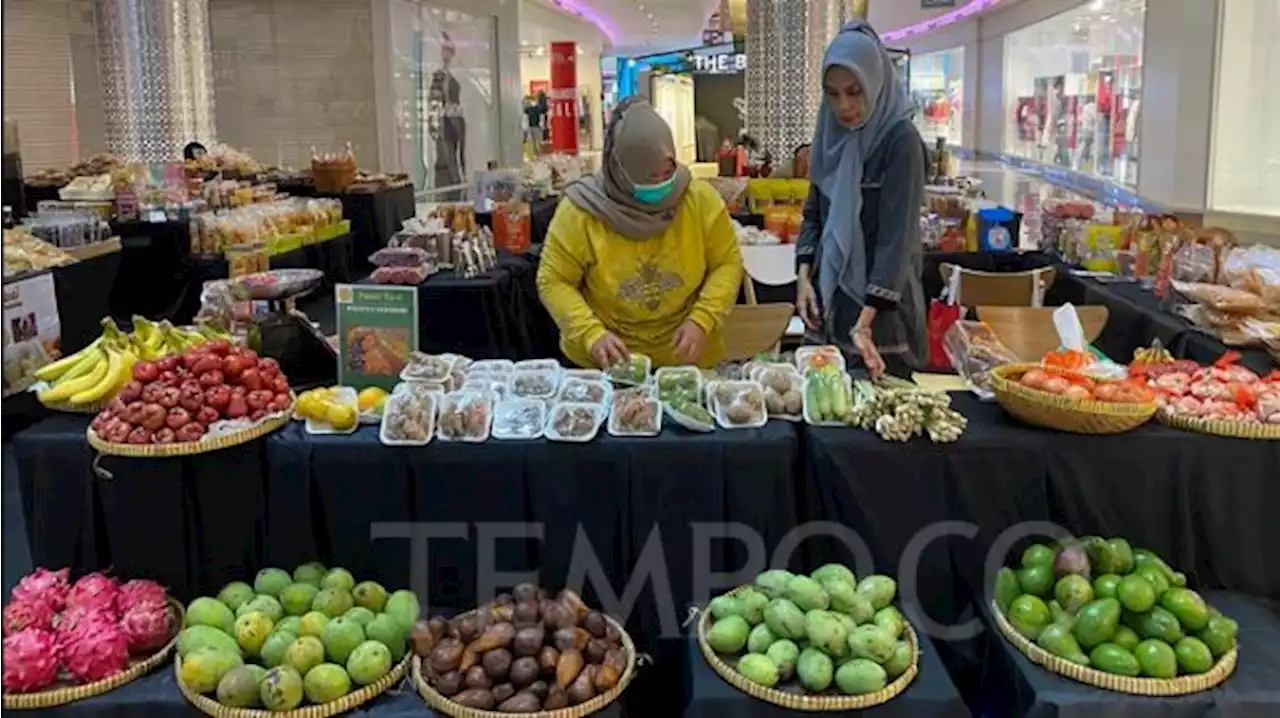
left=48, top=343, right=106, bottom=384
left=38, top=349, right=108, bottom=404
left=33, top=338, right=103, bottom=382
left=69, top=347, right=125, bottom=406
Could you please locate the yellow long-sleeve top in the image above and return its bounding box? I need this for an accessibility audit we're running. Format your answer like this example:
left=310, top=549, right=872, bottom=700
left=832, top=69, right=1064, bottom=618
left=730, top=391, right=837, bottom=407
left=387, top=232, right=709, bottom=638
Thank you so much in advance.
left=537, top=180, right=744, bottom=369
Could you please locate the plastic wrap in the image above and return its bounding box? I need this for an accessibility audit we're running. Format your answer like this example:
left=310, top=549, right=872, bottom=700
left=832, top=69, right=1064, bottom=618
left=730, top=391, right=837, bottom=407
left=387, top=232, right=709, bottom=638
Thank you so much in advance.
left=607, top=354, right=651, bottom=386
left=795, top=345, right=845, bottom=373
left=655, top=366, right=701, bottom=404
left=558, top=378, right=610, bottom=404
left=711, top=381, right=768, bottom=429
left=1172, top=281, right=1266, bottom=315
left=753, top=365, right=804, bottom=419
left=400, top=352, right=452, bottom=383
left=608, top=392, right=662, bottom=437
left=437, top=391, right=493, bottom=442
left=491, top=398, right=547, bottom=440
left=371, top=265, right=430, bottom=285
left=369, top=246, right=430, bottom=267
left=380, top=392, right=435, bottom=446
left=510, top=370, right=560, bottom=400
left=545, top=402, right=606, bottom=442
left=942, top=321, right=1020, bottom=394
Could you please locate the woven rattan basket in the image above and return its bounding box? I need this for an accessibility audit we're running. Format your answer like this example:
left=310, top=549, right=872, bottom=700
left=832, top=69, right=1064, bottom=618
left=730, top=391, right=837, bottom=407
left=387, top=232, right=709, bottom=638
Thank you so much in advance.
left=991, top=600, right=1236, bottom=695
left=87, top=408, right=291, bottom=458
left=412, top=612, right=636, bottom=717
left=177, top=652, right=409, bottom=717
left=3, top=598, right=185, bottom=710
left=990, top=364, right=1157, bottom=434
left=1157, top=409, right=1280, bottom=440
left=696, top=588, right=919, bottom=711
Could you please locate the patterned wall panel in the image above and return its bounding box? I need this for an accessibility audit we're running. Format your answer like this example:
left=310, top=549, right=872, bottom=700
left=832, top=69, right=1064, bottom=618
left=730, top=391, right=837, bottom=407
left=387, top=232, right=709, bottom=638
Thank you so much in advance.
left=745, top=0, right=858, bottom=162
left=96, top=0, right=216, bottom=161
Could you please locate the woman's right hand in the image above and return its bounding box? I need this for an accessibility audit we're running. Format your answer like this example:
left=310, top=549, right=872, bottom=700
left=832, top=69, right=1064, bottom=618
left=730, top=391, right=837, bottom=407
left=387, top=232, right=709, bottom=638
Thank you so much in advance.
left=589, top=332, right=630, bottom=368
left=796, top=276, right=822, bottom=330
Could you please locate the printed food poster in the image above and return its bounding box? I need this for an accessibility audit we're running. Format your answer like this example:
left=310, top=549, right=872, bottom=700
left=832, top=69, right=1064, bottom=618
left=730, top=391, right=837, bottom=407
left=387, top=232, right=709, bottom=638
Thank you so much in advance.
left=335, top=284, right=418, bottom=391
left=3, top=273, right=61, bottom=397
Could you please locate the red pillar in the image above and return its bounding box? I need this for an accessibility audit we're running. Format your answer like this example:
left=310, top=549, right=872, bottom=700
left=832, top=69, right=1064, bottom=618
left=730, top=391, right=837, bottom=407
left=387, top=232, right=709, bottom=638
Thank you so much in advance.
left=549, top=42, right=579, bottom=155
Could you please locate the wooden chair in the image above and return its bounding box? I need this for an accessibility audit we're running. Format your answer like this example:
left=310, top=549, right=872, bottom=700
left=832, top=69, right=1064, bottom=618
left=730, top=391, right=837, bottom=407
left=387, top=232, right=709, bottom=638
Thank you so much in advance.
left=939, top=263, right=1057, bottom=307
left=976, top=306, right=1110, bottom=362
left=721, top=275, right=795, bottom=361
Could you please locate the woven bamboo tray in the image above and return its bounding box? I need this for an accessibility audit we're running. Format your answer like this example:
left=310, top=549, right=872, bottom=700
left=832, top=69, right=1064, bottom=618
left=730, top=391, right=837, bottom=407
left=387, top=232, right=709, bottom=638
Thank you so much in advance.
left=1157, top=409, right=1280, bottom=440
left=87, top=408, right=291, bottom=458
left=697, top=589, right=919, bottom=711
left=3, top=597, right=185, bottom=710
left=177, top=651, right=409, bottom=718
left=412, top=612, right=636, bottom=718
left=990, top=364, right=1157, bottom=434
left=991, top=600, right=1237, bottom=695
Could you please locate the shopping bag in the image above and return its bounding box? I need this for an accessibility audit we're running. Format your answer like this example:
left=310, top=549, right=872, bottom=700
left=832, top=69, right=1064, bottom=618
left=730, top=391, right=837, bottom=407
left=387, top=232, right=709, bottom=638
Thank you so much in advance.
left=926, top=265, right=965, bottom=370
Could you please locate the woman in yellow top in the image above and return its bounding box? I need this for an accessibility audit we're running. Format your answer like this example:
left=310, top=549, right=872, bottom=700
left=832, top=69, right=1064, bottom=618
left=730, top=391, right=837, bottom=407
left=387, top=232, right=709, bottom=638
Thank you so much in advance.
left=537, top=99, right=744, bottom=369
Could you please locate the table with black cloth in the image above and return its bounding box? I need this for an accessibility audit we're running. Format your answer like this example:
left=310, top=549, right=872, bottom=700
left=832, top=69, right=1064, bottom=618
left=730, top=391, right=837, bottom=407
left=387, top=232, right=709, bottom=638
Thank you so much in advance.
left=107, top=220, right=197, bottom=321
left=978, top=592, right=1280, bottom=718
left=190, top=233, right=355, bottom=298
left=682, top=633, right=969, bottom=718
left=1050, top=271, right=1277, bottom=374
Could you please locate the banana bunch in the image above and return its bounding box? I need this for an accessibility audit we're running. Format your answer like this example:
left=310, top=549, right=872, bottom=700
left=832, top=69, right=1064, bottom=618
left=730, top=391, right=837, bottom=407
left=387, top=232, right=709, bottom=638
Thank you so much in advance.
left=1133, top=343, right=1173, bottom=365
left=130, top=317, right=229, bottom=359
left=35, top=318, right=137, bottom=408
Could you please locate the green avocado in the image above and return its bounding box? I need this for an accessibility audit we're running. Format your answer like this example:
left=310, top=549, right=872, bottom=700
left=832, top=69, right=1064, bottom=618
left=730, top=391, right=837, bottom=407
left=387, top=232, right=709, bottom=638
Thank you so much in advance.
left=1123, top=606, right=1184, bottom=644
left=1072, top=598, right=1120, bottom=650
left=1116, top=574, right=1157, bottom=613
left=1008, top=595, right=1051, bottom=641
left=1018, top=564, right=1055, bottom=598
left=1036, top=624, right=1090, bottom=666
left=1092, top=574, right=1122, bottom=601
left=994, top=568, right=1021, bottom=614
left=1160, top=588, right=1210, bottom=632
left=1196, top=615, right=1239, bottom=658
left=1021, top=544, right=1057, bottom=569
left=1133, top=639, right=1177, bottom=679
left=1112, top=626, right=1140, bottom=652
left=1089, top=642, right=1140, bottom=677
left=1174, top=637, right=1214, bottom=675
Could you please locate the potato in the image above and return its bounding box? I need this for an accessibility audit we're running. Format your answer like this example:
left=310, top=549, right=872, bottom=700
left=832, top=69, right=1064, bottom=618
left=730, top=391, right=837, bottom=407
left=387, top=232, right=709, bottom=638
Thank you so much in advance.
left=452, top=688, right=495, bottom=709
left=783, top=390, right=802, bottom=415
left=497, top=691, right=542, bottom=712
left=765, top=392, right=785, bottom=414
left=510, top=656, right=540, bottom=687
left=725, top=401, right=754, bottom=424
left=482, top=648, right=512, bottom=680
left=512, top=626, right=545, bottom=657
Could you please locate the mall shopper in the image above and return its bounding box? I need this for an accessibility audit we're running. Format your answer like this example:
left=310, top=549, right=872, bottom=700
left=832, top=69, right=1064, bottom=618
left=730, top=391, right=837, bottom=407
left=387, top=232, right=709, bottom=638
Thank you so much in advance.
left=537, top=98, right=743, bottom=369
left=795, top=20, right=926, bottom=379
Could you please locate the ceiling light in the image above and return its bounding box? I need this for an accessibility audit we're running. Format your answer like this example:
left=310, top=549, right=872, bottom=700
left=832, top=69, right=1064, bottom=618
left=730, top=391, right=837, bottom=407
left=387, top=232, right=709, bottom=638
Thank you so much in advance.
left=1090, top=0, right=1105, bottom=10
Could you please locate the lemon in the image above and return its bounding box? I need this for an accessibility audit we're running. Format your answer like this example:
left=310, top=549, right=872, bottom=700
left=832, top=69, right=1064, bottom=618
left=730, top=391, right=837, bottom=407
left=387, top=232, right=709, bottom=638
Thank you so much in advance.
left=357, top=387, right=388, bottom=413
left=296, top=393, right=323, bottom=420
left=325, top=403, right=357, bottom=431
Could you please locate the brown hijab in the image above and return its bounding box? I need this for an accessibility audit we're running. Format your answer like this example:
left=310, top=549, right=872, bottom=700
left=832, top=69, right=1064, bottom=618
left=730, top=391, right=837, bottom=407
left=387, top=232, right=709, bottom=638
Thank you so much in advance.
left=564, top=98, right=692, bottom=240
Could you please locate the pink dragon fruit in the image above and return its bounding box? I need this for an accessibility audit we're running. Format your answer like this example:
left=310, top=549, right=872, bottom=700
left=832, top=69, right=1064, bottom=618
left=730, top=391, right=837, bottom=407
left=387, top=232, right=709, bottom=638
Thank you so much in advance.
left=2, top=600, right=56, bottom=637
left=10, top=568, right=71, bottom=612
left=116, top=580, right=167, bottom=614
left=2, top=628, right=61, bottom=693
left=54, top=605, right=116, bottom=641
left=64, top=573, right=119, bottom=618
left=118, top=600, right=177, bottom=654
left=59, top=621, right=129, bottom=684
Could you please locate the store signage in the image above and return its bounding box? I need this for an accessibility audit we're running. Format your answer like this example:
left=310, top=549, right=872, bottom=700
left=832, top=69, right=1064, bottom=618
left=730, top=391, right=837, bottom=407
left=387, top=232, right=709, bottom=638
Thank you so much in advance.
left=2, top=273, right=60, bottom=398
left=921, top=0, right=957, bottom=8
left=549, top=41, right=579, bottom=154
left=334, top=284, right=419, bottom=391
left=692, top=52, right=746, bottom=74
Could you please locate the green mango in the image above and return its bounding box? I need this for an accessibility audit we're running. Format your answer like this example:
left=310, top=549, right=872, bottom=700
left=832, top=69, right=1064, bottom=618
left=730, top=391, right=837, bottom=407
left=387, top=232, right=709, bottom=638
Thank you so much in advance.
left=855, top=576, right=897, bottom=611
left=1133, top=550, right=1185, bottom=587
left=1036, top=624, right=1090, bottom=666
left=1197, top=615, right=1239, bottom=658
left=1021, top=544, right=1057, bottom=569
left=1092, top=574, right=1122, bottom=600
left=1133, top=639, right=1177, bottom=679
left=1054, top=575, right=1094, bottom=614
left=1106, top=539, right=1134, bottom=575
left=1116, top=574, right=1156, bottom=613
left=1161, top=588, right=1210, bottom=632
left=737, top=588, right=770, bottom=625
left=786, top=576, right=830, bottom=612
left=1112, top=626, right=1141, bottom=652
left=765, top=639, right=800, bottom=680
left=747, top=623, right=777, bottom=654
left=1017, top=564, right=1055, bottom=598
left=822, top=579, right=861, bottom=617
left=873, top=607, right=906, bottom=641
left=1135, top=566, right=1170, bottom=599
left=1089, top=642, right=1140, bottom=677
left=1082, top=537, right=1119, bottom=575
left=1124, top=606, right=1184, bottom=644
left=1174, top=637, right=1214, bottom=675
left=1073, top=598, right=1121, bottom=650
left=847, top=625, right=894, bottom=664
left=1008, top=595, right=1051, bottom=641
left=1048, top=601, right=1075, bottom=631
left=834, top=658, right=887, bottom=696
left=709, top=595, right=744, bottom=621
left=737, top=654, right=780, bottom=687
left=707, top=616, right=751, bottom=653
left=805, top=610, right=849, bottom=658
left=994, top=568, right=1021, bottom=613
left=811, top=564, right=856, bottom=587
left=763, top=598, right=807, bottom=640
left=796, top=647, right=834, bottom=692
left=754, top=570, right=795, bottom=599
left=881, top=641, right=912, bottom=679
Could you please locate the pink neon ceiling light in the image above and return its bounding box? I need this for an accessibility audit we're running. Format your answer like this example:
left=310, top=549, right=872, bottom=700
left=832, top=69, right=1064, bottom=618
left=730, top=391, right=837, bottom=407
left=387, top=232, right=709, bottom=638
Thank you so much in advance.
left=880, top=0, right=1005, bottom=42
left=547, top=0, right=620, bottom=43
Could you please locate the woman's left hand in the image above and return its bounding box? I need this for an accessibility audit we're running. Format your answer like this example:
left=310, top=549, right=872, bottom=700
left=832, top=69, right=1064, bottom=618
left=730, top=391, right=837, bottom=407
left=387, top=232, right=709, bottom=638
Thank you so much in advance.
left=851, top=327, right=886, bottom=379
left=673, top=321, right=707, bottom=364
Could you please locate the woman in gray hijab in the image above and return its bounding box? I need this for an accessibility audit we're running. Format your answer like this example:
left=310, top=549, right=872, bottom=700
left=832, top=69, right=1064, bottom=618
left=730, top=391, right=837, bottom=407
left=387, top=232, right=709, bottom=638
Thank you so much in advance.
left=795, top=21, right=926, bottom=378
left=537, top=98, right=743, bottom=369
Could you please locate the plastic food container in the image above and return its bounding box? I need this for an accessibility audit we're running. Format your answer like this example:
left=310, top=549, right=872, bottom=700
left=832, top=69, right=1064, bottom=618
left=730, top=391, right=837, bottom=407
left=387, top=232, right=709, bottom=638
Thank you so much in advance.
left=371, top=264, right=431, bottom=285
left=380, top=392, right=436, bottom=446
left=514, top=359, right=562, bottom=374
left=564, top=368, right=607, bottom=383
left=712, top=381, right=769, bottom=430
left=305, top=387, right=360, bottom=435
left=400, top=352, right=452, bottom=383
left=754, top=365, right=804, bottom=421
left=607, top=354, right=651, bottom=386
left=608, top=395, right=662, bottom=437
left=370, top=246, right=430, bottom=267
left=510, top=369, right=560, bottom=400
left=436, top=391, right=493, bottom=443
left=470, top=359, right=515, bottom=375
left=663, top=402, right=716, bottom=433
left=544, top=402, right=606, bottom=443
left=655, top=366, right=702, bottom=403
left=491, top=398, right=547, bottom=440
left=558, top=378, right=610, bottom=405
left=795, top=345, right=846, bottom=374
left=802, top=371, right=854, bottom=427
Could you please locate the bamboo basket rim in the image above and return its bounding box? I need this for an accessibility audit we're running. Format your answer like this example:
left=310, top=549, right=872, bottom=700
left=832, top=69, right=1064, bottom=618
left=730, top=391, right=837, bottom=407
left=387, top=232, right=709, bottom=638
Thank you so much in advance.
left=177, top=651, right=410, bottom=718
left=87, top=405, right=292, bottom=458
left=1156, top=408, right=1280, bottom=440
left=411, top=611, right=637, bottom=718
left=696, top=586, right=919, bottom=711
left=2, top=597, right=185, bottom=710
left=990, top=599, right=1237, bottom=695
left=990, top=363, right=1157, bottom=434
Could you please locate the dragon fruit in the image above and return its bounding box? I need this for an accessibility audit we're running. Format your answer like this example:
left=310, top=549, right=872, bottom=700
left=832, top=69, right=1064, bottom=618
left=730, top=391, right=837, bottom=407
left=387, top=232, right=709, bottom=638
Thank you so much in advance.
left=116, top=580, right=167, bottom=613
left=2, top=628, right=61, bottom=693
left=55, top=605, right=116, bottom=640
left=59, top=621, right=129, bottom=684
left=3, top=600, right=56, bottom=637
left=10, top=568, right=71, bottom=612
left=64, top=573, right=119, bottom=617
left=118, top=600, right=177, bottom=654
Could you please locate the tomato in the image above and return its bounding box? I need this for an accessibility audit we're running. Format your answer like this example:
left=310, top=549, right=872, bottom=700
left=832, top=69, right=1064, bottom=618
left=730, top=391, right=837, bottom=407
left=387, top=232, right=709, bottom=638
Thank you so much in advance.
left=132, top=361, right=159, bottom=383
left=1041, top=377, right=1071, bottom=394
left=1063, top=385, right=1093, bottom=401
left=1020, top=369, right=1049, bottom=388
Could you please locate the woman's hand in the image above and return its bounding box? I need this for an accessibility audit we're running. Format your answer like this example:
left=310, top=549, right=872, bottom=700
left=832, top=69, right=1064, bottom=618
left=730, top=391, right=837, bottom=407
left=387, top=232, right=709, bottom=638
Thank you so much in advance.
left=796, top=273, right=821, bottom=330
left=673, top=321, right=707, bottom=364
left=851, top=327, right=886, bottom=380
left=589, top=332, right=630, bottom=368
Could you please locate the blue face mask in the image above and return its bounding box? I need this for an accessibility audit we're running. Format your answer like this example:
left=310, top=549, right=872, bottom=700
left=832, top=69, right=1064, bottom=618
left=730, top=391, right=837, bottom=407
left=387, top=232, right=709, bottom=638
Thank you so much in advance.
left=632, top=175, right=677, bottom=204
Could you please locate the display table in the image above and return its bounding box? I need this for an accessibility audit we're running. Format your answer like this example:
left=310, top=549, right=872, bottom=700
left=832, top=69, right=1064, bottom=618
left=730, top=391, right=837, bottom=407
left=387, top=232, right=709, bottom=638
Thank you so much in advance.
left=682, top=634, right=969, bottom=718
left=277, top=183, right=416, bottom=268
left=978, top=592, right=1280, bottom=718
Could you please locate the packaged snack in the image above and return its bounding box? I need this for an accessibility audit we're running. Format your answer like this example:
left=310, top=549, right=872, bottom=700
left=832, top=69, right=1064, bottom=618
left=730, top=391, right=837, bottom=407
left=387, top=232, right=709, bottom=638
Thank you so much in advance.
left=461, top=377, right=508, bottom=401
left=712, top=381, right=768, bottom=429
left=380, top=392, right=435, bottom=446
left=655, top=366, right=701, bottom=404
left=437, top=391, right=492, bottom=442
left=393, top=381, right=444, bottom=406
left=558, top=378, right=610, bottom=404
left=942, top=321, right=1020, bottom=394
left=470, top=359, right=514, bottom=375
left=564, top=368, right=607, bottom=382
left=611, top=385, right=657, bottom=409
left=510, top=370, right=559, bottom=399
left=491, top=398, right=547, bottom=440
left=663, top=398, right=716, bottom=433
left=755, top=365, right=804, bottom=419
left=400, top=352, right=452, bottom=383
left=795, top=345, right=845, bottom=373
left=514, top=359, right=562, bottom=373
left=369, top=246, right=430, bottom=267
left=545, top=402, right=606, bottom=442
left=607, top=354, right=651, bottom=386
left=802, top=369, right=854, bottom=427
left=608, top=392, right=662, bottom=437
left=1172, top=281, right=1266, bottom=315
left=371, top=265, right=430, bottom=285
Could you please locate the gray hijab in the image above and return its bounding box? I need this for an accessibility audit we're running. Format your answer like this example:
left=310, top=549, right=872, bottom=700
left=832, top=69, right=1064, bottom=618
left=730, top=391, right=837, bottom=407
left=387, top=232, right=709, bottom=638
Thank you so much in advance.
left=564, top=98, right=692, bottom=240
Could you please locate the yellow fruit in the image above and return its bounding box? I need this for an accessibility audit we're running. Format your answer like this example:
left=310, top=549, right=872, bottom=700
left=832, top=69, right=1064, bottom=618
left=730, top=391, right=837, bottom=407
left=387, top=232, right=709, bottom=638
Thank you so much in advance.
left=325, top=403, right=357, bottom=431
left=33, top=338, right=103, bottom=382
left=69, top=347, right=125, bottom=405
left=357, top=387, right=388, bottom=413
left=38, top=350, right=108, bottom=404
left=295, top=393, right=323, bottom=420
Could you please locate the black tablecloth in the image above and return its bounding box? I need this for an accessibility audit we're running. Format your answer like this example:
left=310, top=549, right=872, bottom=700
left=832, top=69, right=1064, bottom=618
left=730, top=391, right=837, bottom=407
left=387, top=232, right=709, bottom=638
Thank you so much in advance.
left=108, top=220, right=196, bottom=321
left=1051, top=272, right=1277, bottom=373
left=979, top=592, right=1280, bottom=718
left=683, top=633, right=969, bottom=718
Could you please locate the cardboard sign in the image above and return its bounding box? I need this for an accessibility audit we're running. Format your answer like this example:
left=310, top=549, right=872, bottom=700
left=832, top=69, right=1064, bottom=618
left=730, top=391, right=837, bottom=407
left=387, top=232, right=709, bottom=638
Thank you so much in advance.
left=335, top=284, right=419, bottom=391
left=3, top=273, right=60, bottom=397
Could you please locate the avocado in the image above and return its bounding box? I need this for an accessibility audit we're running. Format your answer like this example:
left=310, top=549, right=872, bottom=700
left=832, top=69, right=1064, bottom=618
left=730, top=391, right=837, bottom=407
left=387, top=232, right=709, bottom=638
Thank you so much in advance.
left=1036, top=624, right=1090, bottom=666
left=1073, top=598, right=1121, bottom=650
left=1092, top=574, right=1122, bottom=600
left=1124, top=606, right=1184, bottom=644
left=1021, top=544, right=1057, bottom=569
left=1197, top=615, right=1239, bottom=658
left=1112, top=626, right=1140, bottom=652
left=1174, top=637, right=1214, bottom=675
left=1048, top=601, right=1075, bottom=631
left=1017, top=564, right=1055, bottom=598
left=1116, top=574, right=1156, bottom=613
left=994, top=568, right=1021, bottom=613
left=1008, top=595, right=1051, bottom=641
left=1089, top=642, right=1140, bottom=676
left=1160, top=588, right=1210, bottom=632
left=1133, top=639, right=1177, bottom=679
